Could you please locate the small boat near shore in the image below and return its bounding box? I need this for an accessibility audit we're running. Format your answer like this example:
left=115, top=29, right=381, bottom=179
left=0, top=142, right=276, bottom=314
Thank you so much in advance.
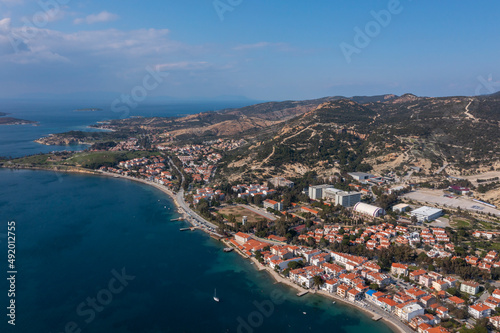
left=223, top=247, right=234, bottom=252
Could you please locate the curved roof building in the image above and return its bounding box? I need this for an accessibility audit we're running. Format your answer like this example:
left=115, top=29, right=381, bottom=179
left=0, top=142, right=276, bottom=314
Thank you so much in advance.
left=353, top=202, right=385, bottom=217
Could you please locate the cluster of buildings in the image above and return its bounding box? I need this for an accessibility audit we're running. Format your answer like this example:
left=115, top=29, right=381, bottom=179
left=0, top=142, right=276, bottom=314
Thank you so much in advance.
left=308, top=184, right=361, bottom=207
left=184, top=164, right=216, bottom=183
left=232, top=184, right=277, bottom=199
left=268, top=177, right=295, bottom=188
left=473, top=230, right=500, bottom=240
left=204, top=138, right=247, bottom=151
left=193, top=187, right=225, bottom=204
left=159, top=143, right=225, bottom=183
left=462, top=250, right=500, bottom=272
left=293, top=223, right=453, bottom=257
left=231, top=231, right=500, bottom=332
left=109, top=138, right=140, bottom=151
left=230, top=232, right=269, bottom=255
left=99, top=156, right=174, bottom=188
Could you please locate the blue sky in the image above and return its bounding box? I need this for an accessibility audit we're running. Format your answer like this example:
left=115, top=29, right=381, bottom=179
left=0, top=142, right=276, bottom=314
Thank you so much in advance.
left=0, top=0, right=499, bottom=101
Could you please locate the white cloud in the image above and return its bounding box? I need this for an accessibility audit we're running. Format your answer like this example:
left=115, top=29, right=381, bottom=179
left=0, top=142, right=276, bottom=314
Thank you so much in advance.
left=74, top=11, right=118, bottom=25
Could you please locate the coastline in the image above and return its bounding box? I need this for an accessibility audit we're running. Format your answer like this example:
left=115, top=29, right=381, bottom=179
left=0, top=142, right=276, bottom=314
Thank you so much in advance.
left=0, top=165, right=406, bottom=333
left=246, top=256, right=406, bottom=333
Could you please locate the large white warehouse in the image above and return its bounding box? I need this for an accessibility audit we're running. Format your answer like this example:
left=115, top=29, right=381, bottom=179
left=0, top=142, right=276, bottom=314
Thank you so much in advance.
left=410, top=206, right=443, bottom=222
left=353, top=202, right=385, bottom=217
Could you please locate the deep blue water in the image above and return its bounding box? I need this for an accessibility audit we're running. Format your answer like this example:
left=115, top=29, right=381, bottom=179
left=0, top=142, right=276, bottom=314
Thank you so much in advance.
left=0, top=100, right=255, bottom=158
left=0, top=169, right=392, bottom=333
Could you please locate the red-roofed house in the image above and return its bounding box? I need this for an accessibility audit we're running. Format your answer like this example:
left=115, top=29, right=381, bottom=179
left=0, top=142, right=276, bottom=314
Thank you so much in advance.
left=469, top=302, right=492, bottom=319
left=410, top=269, right=426, bottom=281
left=424, top=326, right=451, bottom=333
left=235, top=232, right=251, bottom=245
left=301, top=207, right=319, bottom=215
left=337, top=284, right=350, bottom=298
left=446, top=296, right=465, bottom=308
left=391, top=263, right=409, bottom=276
left=490, top=316, right=500, bottom=330
left=347, top=288, right=363, bottom=301
left=485, top=296, right=500, bottom=310
left=436, top=306, right=449, bottom=319
left=379, top=297, right=398, bottom=312
left=406, top=288, right=427, bottom=300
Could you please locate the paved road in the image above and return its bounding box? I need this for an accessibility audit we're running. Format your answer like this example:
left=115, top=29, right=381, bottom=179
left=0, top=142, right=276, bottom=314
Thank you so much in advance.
left=240, top=204, right=278, bottom=221
left=167, top=155, right=221, bottom=233
left=176, top=188, right=220, bottom=231
left=364, top=301, right=414, bottom=333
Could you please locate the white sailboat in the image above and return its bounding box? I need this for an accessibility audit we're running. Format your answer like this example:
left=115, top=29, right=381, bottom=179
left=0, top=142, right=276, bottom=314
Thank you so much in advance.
left=213, top=288, right=220, bottom=302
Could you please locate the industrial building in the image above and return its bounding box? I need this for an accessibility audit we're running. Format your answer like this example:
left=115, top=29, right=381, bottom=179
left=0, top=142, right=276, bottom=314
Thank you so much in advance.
left=393, top=203, right=410, bottom=213
left=353, top=202, right=385, bottom=217
left=309, top=186, right=361, bottom=207
left=348, top=172, right=374, bottom=181
left=308, top=185, right=335, bottom=200
left=323, top=188, right=361, bottom=207
left=410, top=206, right=443, bottom=222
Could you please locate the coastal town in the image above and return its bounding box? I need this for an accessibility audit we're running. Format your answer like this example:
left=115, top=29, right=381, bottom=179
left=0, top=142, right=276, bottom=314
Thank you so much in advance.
left=80, top=137, right=500, bottom=333
left=4, top=2, right=500, bottom=332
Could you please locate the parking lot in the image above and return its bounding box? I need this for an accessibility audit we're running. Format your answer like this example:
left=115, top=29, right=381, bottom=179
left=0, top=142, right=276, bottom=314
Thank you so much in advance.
left=403, top=189, right=500, bottom=217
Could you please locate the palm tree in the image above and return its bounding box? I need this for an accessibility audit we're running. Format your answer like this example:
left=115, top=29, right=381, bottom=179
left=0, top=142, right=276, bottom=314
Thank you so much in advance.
left=312, top=276, right=325, bottom=288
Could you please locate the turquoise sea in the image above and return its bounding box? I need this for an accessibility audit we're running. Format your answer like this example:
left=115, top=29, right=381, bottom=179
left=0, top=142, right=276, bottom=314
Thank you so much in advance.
left=0, top=169, right=393, bottom=333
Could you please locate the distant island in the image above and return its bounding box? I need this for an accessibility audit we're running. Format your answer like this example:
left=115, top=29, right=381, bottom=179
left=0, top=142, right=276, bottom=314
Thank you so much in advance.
left=0, top=112, right=7, bottom=116
left=74, top=108, right=103, bottom=112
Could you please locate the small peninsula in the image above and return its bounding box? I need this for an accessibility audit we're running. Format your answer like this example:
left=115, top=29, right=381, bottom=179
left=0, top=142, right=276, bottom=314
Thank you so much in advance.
left=0, top=114, right=37, bottom=126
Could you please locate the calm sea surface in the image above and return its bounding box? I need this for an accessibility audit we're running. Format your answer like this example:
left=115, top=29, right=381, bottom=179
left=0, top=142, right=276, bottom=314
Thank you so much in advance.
left=0, top=169, right=392, bottom=333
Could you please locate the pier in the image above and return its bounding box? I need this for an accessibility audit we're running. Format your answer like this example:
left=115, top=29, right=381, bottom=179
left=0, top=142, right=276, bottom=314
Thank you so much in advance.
left=170, top=218, right=184, bottom=221
left=372, top=314, right=382, bottom=321
left=296, top=291, right=309, bottom=297
left=179, top=227, right=198, bottom=231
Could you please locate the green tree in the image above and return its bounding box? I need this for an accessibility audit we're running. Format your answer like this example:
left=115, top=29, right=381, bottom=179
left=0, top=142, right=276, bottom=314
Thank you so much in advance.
left=313, top=275, right=325, bottom=287
left=288, top=260, right=304, bottom=270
